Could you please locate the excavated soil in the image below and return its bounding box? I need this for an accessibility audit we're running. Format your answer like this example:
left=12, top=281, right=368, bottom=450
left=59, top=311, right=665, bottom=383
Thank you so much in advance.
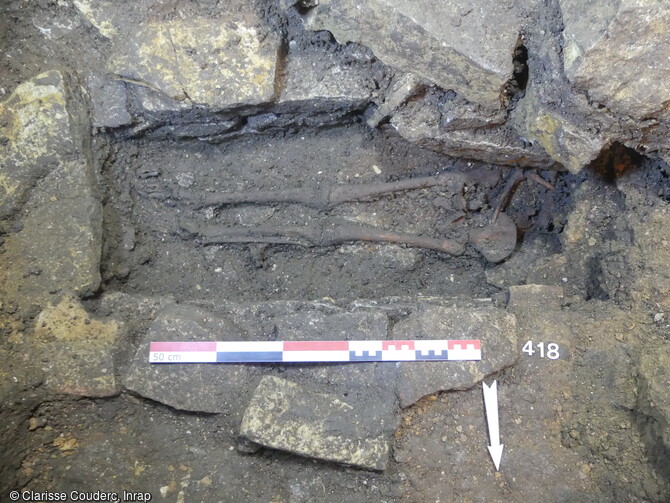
left=1, top=1, right=669, bottom=503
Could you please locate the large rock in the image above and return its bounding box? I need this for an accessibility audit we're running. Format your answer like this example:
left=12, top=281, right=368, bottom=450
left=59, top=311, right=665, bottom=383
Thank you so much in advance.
left=123, top=304, right=263, bottom=416
left=561, top=0, right=670, bottom=121
left=558, top=1, right=670, bottom=165
left=0, top=70, right=102, bottom=310
left=389, top=88, right=556, bottom=168
left=32, top=296, right=120, bottom=397
left=0, top=71, right=82, bottom=218
left=240, top=375, right=395, bottom=470
left=304, top=0, right=538, bottom=114
left=278, top=45, right=377, bottom=108
left=511, top=85, right=609, bottom=174
left=108, top=17, right=280, bottom=110
left=393, top=304, right=518, bottom=407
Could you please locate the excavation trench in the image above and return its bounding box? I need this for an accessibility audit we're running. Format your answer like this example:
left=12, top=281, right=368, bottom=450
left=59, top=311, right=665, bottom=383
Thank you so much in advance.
left=1, top=0, right=670, bottom=501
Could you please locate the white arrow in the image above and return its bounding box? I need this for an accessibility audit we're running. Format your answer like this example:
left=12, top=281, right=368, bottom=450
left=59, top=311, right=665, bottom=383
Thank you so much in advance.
left=483, top=380, right=504, bottom=471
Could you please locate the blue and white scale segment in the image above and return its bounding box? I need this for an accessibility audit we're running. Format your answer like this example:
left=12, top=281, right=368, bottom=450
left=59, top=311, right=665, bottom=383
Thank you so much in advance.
left=149, top=339, right=482, bottom=363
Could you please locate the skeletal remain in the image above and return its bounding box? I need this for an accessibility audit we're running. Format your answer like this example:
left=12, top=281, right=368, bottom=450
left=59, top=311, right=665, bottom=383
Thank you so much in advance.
left=491, top=168, right=554, bottom=223
left=180, top=220, right=465, bottom=256
left=182, top=172, right=462, bottom=211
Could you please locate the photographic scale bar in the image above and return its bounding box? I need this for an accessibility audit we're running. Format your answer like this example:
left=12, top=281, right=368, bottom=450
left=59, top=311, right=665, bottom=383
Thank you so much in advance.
left=149, top=339, right=481, bottom=363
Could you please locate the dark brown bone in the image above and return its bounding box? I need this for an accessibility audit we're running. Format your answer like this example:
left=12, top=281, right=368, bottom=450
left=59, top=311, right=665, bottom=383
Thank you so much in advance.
left=182, top=221, right=465, bottom=255
left=185, top=172, right=461, bottom=210
left=491, top=168, right=555, bottom=223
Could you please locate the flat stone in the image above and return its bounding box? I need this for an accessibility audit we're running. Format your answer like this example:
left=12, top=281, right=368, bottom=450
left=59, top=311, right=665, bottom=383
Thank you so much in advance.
left=123, top=304, right=262, bottom=416
left=108, top=17, right=280, bottom=111
left=279, top=46, right=376, bottom=106
left=32, top=296, right=120, bottom=397
left=0, top=71, right=102, bottom=311
left=393, top=305, right=518, bottom=407
left=561, top=0, right=670, bottom=121
left=389, top=94, right=556, bottom=168
left=240, top=375, right=395, bottom=470
left=0, top=70, right=78, bottom=218
left=305, top=0, right=538, bottom=113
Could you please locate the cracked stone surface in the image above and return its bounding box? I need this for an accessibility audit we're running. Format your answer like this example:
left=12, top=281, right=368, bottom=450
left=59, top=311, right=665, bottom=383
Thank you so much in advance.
left=123, top=303, right=263, bottom=416
left=32, top=296, right=120, bottom=397
left=561, top=0, right=670, bottom=122
left=240, top=375, right=396, bottom=470
left=393, top=304, right=518, bottom=407
left=0, top=70, right=102, bottom=310
left=304, top=0, right=538, bottom=113
left=108, top=17, right=280, bottom=110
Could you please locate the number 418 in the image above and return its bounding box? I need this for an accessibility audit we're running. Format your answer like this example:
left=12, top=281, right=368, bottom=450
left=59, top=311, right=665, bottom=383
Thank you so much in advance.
left=522, top=340, right=560, bottom=360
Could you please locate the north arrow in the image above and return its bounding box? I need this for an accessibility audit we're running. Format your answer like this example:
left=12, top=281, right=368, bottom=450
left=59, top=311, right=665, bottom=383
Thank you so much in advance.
left=483, top=380, right=504, bottom=471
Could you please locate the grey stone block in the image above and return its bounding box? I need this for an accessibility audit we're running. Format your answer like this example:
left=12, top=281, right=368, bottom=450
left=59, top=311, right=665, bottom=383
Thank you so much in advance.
left=240, top=375, right=395, bottom=470
left=0, top=70, right=102, bottom=310
left=305, top=0, right=539, bottom=114
left=392, top=305, right=518, bottom=407
left=123, top=304, right=263, bottom=416
left=108, top=17, right=280, bottom=111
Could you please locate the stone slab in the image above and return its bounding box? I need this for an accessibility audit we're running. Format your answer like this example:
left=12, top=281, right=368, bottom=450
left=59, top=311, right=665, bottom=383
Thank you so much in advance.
left=279, top=47, right=376, bottom=106
left=86, top=73, right=131, bottom=129
left=389, top=94, right=556, bottom=168
left=108, top=17, right=280, bottom=110
left=561, top=0, right=670, bottom=121
left=33, top=296, right=120, bottom=397
left=305, top=0, right=538, bottom=112
left=0, top=70, right=102, bottom=311
left=123, top=304, right=262, bottom=415
left=392, top=305, right=518, bottom=407
left=240, top=375, right=395, bottom=470
left=0, top=70, right=80, bottom=219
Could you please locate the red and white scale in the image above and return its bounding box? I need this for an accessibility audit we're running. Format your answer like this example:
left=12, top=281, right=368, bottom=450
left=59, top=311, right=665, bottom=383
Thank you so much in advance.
left=149, top=339, right=481, bottom=363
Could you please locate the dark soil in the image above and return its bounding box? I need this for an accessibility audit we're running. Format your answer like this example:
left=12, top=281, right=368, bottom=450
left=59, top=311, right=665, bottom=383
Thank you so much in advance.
left=1, top=1, right=669, bottom=502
